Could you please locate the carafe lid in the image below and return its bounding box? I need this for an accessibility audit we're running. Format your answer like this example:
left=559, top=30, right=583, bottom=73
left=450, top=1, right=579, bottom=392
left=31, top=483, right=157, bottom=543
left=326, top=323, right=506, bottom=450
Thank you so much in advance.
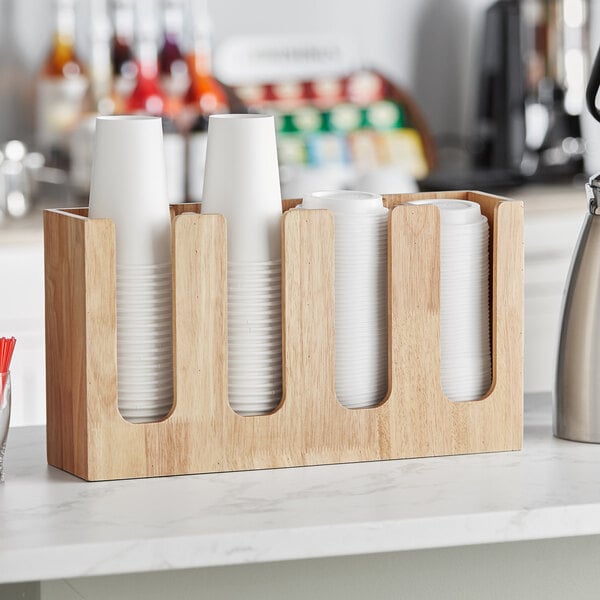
left=587, top=173, right=600, bottom=215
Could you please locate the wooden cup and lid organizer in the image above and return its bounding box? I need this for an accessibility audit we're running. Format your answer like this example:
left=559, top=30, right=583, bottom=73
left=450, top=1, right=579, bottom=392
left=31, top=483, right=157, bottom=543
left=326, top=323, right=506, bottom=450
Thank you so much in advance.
left=43, top=191, right=523, bottom=481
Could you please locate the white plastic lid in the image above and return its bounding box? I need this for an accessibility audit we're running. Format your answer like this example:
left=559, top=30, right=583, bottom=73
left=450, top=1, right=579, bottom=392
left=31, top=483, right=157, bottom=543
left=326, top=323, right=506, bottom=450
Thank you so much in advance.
left=407, top=199, right=481, bottom=225
left=301, top=190, right=385, bottom=214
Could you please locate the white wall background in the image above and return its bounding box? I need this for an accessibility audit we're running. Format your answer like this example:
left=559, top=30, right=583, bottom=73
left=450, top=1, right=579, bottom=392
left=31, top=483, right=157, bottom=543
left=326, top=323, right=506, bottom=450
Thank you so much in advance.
left=0, top=0, right=493, bottom=147
left=208, top=0, right=492, bottom=139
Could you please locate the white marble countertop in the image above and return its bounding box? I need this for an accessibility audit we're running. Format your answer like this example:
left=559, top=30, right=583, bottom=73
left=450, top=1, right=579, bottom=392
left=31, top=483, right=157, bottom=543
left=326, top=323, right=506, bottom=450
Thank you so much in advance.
left=1, top=394, right=600, bottom=584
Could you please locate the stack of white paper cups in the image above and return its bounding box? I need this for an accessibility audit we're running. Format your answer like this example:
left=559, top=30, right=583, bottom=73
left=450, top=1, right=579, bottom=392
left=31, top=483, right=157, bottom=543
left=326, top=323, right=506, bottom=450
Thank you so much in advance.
left=88, top=116, right=173, bottom=423
left=202, top=114, right=283, bottom=416
left=409, top=199, right=491, bottom=401
left=301, top=190, right=389, bottom=409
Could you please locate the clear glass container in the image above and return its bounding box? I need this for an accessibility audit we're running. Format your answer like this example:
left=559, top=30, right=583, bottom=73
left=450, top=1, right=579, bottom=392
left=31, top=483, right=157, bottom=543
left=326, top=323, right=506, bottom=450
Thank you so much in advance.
left=0, top=372, right=10, bottom=482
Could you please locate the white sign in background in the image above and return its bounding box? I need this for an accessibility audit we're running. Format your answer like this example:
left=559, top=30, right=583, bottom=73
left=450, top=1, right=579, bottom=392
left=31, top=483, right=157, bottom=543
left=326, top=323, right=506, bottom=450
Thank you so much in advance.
left=214, top=34, right=360, bottom=86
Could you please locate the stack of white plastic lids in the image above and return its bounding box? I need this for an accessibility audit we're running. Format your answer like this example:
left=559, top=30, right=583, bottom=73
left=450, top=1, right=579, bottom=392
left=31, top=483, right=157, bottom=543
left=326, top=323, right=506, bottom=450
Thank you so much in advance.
left=301, top=190, right=389, bottom=409
left=408, top=199, right=491, bottom=401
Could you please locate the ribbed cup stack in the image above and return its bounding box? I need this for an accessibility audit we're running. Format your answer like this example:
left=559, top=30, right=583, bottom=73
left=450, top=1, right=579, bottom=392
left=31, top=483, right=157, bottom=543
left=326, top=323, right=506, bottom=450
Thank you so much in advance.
left=88, top=116, right=173, bottom=423
left=202, top=114, right=283, bottom=416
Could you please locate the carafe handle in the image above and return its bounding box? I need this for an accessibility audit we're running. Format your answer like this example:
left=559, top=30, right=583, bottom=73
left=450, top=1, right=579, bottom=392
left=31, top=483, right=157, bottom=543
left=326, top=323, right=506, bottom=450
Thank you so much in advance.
left=586, top=46, right=600, bottom=123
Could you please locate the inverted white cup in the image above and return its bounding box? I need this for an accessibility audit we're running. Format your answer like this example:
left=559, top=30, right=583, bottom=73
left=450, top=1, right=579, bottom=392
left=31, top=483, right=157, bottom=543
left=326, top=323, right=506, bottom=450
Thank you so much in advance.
left=202, top=114, right=282, bottom=263
left=89, top=115, right=172, bottom=267
left=89, top=117, right=175, bottom=423
left=202, top=115, right=284, bottom=415
left=117, top=261, right=172, bottom=271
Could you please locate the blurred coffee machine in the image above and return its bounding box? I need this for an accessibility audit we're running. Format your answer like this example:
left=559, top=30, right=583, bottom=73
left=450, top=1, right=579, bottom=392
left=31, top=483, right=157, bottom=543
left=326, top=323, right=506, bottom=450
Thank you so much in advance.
left=474, top=0, right=587, bottom=180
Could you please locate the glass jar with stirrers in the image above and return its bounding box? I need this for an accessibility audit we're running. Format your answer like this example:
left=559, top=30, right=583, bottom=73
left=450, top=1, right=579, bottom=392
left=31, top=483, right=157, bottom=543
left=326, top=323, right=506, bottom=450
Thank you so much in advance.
left=0, top=337, right=16, bottom=482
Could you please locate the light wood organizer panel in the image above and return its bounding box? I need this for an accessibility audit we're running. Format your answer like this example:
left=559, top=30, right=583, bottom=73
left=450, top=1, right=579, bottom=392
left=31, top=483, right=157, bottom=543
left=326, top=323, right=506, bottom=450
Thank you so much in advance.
left=44, top=191, right=523, bottom=481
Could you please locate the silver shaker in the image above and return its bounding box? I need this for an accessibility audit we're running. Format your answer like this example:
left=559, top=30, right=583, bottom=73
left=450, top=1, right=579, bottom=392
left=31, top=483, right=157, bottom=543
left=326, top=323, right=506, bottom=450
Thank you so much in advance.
left=554, top=174, right=600, bottom=442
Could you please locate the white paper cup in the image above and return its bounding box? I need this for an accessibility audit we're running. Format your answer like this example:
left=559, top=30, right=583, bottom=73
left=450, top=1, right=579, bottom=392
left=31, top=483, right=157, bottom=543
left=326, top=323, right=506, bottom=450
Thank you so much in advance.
left=230, top=408, right=280, bottom=417
left=228, top=259, right=282, bottom=270
left=89, top=116, right=173, bottom=421
left=118, top=393, right=173, bottom=402
left=202, top=114, right=282, bottom=263
left=118, top=397, right=173, bottom=407
left=228, top=346, right=282, bottom=356
left=228, top=342, right=282, bottom=353
left=121, top=413, right=172, bottom=423
left=229, top=402, right=279, bottom=411
left=118, top=367, right=174, bottom=379
left=116, top=263, right=172, bottom=275
left=229, top=397, right=281, bottom=406
left=117, top=276, right=173, bottom=288
left=228, top=267, right=282, bottom=418
left=202, top=115, right=285, bottom=414
left=89, top=116, right=172, bottom=267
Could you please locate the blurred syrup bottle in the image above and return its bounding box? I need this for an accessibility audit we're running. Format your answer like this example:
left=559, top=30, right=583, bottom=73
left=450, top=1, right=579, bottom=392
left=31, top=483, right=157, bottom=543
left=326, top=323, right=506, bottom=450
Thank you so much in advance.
left=110, top=0, right=137, bottom=111
left=36, top=0, right=88, bottom=168
left=183, top=0, right=229, bottom=202
left=158, top=0, right=190, bottom=116
left=127, top=1, right=186, bottom=202
left=70, top=0, right=115, bottom=198
left=88, top=0, right=115, bottom=115
left=179, top=0, right=228, bottom=131
left=125, top=0, right=166, bottom=116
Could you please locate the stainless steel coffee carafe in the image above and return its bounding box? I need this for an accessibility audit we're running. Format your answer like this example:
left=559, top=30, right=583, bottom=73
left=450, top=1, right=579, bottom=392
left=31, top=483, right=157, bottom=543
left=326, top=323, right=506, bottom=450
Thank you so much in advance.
left=555, top=175, right=600, bottom=442
left=554, top=45, right=600, bottom=442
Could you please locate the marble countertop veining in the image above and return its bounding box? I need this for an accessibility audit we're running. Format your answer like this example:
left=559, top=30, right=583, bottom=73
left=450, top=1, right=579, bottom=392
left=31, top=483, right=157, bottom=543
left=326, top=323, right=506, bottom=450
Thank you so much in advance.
left=1, top=394, right=600, bottom=584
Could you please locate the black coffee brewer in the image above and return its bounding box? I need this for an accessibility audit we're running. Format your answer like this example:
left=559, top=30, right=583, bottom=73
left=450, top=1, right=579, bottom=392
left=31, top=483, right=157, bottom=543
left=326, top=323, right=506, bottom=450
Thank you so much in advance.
left=423, top=0, right=587, bottom=191
left=475, top=0, right=585, bottom=180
